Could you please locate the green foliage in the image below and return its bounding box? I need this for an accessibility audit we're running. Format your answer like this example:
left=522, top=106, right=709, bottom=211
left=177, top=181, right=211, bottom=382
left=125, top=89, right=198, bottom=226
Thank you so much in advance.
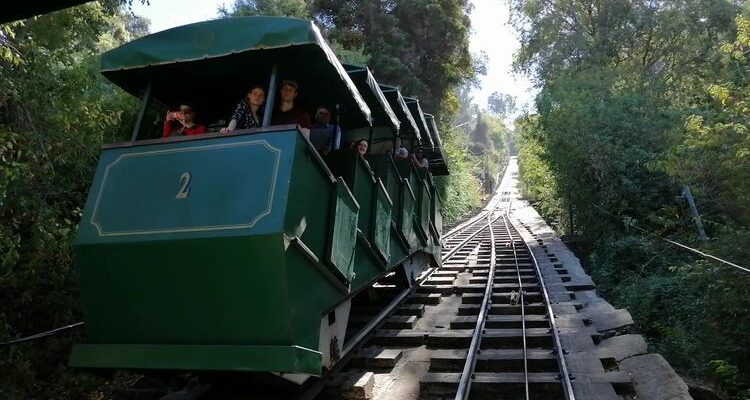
left=510, top=0, right=750, bottom=393
left=219, top=0, right=312, bottom=18
left=663, top=15, right=750, bottom=226
left=515, top=114, right=563, bottom=228
left=0, top=3, right=144, bottom=398
left=311, top=0, right=476, bottom=112
left=487, top=91, right=516, bottom=117
left=329, top=39, right=369, bottom=65
left=435, top=127, right=481, bottom=222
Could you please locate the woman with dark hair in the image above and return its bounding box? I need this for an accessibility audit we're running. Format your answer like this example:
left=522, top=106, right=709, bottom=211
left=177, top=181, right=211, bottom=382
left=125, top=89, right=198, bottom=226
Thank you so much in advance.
left=162, top=103, right=207, bottom=137
left=221, top=85, right=266, bottom=133
left=411, top=148, right=429, bottom=169
left=353, top=139, right=369, bottom=156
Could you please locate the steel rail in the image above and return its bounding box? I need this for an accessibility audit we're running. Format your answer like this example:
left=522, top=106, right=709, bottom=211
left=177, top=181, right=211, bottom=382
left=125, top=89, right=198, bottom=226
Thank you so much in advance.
left=508, top=216, right=577, bottom=400
left=442, top=210, right=489, bottom=240
left=454, top=214, right=496, bottom=400
left=297, top=210, right=500, bottom=400
left=443, top=161, right=513, bottom=242
left=502, top=214, right=531, bottom=400
left=453, top=182, right=515, bottom=400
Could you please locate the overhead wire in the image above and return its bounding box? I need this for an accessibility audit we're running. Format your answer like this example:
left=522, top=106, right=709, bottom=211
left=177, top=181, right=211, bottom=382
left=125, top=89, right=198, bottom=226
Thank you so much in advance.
left=0, top=322, right=84, bottom=348
left=590, top=203, right=750, bottom=274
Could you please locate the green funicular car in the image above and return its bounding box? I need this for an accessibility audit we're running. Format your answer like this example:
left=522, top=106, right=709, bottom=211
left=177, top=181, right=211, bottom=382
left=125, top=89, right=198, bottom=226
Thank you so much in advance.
left=70, top=16, right=449, bottom=382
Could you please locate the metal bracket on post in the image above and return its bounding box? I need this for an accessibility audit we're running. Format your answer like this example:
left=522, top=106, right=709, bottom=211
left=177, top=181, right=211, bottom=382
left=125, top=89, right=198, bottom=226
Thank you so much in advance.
left=262, top=63, right=279, bottom=127
left=130, top=79, right=153, bottom=143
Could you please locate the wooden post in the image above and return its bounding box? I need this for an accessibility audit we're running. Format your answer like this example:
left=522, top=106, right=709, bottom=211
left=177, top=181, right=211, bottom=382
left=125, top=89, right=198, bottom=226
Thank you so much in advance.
left=683, top=186, right=708, bottom=241
left=568, top=200, right=574, bottom=236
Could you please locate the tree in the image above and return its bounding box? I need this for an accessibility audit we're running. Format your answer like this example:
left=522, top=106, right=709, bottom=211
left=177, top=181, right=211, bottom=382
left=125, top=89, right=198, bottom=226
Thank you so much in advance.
left=487, top=91, right=516, bottom=117
left=311, top=0, right=476, bottom=113
left=509, top=0, right=750, bottom=391
left=1, top=3, right=145, bottom=398
left=218, top=0, right=312, bottom=18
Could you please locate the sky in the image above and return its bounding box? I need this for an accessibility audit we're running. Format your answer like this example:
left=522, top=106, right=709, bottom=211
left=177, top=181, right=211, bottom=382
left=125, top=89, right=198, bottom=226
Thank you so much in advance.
left=468, top=0, right=535, bottom=112
left=132, top=0, right=534, bottom=112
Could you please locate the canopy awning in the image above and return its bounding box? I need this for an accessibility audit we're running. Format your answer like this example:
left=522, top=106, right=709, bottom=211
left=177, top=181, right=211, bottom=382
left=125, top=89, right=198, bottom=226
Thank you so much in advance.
left=424, top=114, right=449, bottom=175
left=343, top=64, right=400, bottom=135
left=424, top=114, right=444, bottom=152
left=379, top=85, right=420, bottom=142
left=403, top=97, right=434, bottom=150
left=101, top=16, right=371, bottom=128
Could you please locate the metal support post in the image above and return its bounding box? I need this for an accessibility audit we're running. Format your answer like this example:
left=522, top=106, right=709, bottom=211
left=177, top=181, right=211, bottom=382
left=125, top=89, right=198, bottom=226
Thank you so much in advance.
left=262, top=63, right=278, bottom=127
left=130, top=79, right=153, bottom=143
left=683, top=186, right=708, bottom=241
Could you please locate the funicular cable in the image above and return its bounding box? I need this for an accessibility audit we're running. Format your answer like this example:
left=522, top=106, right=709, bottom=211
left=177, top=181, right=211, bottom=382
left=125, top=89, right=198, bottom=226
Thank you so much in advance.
left=503, top=214, right=531, bottom=400
left=0, top=322, right=84, bottom=348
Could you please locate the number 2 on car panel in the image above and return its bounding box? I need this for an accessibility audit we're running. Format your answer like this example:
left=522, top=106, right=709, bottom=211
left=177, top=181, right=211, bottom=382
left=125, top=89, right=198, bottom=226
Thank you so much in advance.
left=176, top=172, right=191, bottom=199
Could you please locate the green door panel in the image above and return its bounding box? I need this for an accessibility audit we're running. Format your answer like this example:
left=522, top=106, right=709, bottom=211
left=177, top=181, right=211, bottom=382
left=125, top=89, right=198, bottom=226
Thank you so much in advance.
left=327, top=177, right=359, bottom=282
left=71, top=343, right=322, bottom=375
left=372, top=179, right=392, bottom=262
left=400, top=179, right=418, bottom=250
left=416, top=181, right=431, bottom=246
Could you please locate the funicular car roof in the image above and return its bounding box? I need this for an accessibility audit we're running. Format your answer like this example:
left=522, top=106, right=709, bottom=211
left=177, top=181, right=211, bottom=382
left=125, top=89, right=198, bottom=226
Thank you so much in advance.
left=378, top=84, right=421, bottom=142
left=403, top=96, right=434, bottom=150
left=343, top=64, right=400, bottom=136
left=100, top=16, right=371, bottom=128
left=423, top=113, right=449, bottom=175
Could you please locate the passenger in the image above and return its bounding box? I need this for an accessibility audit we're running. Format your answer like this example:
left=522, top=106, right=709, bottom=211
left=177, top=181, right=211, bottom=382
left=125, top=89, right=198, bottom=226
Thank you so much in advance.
left=162, top=104, right=207, bottom=138
left=394, top=138, right=409, bottom=159
left=221, top=85, right=266, bottom=133
left=270, top=80, right=312, bottom=132
left=353, top=138, right=369, bottom=156
left=412, top=148, right=429, bottom=169
left=395, top=146, right=409, bottom=159
left=309, top=106, right=341, bottom=155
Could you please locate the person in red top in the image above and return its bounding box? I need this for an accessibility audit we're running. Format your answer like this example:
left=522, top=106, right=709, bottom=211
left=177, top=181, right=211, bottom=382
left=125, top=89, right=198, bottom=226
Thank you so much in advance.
left=162, top=104, right=207, bottom=138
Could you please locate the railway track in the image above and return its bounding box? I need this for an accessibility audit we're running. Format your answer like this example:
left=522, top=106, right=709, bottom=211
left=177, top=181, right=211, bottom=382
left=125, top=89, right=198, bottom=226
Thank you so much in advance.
left=300, top=169, right=575, bottom=399
left=417, top=214, right=574, bottom=399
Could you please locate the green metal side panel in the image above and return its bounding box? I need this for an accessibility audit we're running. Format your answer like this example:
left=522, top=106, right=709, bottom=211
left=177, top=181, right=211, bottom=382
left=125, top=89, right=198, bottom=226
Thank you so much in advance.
left=415, top=181, right=430, bottom=247
left=351, top=238, right=382, bottom=288
left=71, top=130, right=353, bottom=375
left=71, top=344, right=321, bottom=375
left=73, top=235, right=290, bottom=345
left=327, top=177, right=359, bottom=282
left=430, top=178, right=443, bottom=236
left=372, top=179, right=392, bottom=262
left=77, top=135, right=289, bottom=243
left=366, top=155, right=409, bottom=265
left=400, top=179, right=418, bottom=250
left=282, top=140, right=361, bottom=352
left=323, top=152, right=388, bottom=288
left=352, top=157, right=375, bottom=238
